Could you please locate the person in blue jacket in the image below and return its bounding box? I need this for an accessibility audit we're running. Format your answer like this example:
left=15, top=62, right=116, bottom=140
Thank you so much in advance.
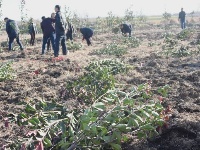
left=40, top=13, right=56, bottom=55
left=4, top=17, right=23, bottom=51
left=120, top=23, right=132, bottom=37
left=77, top=27, right=93, bottom=46
left=54, top=5, right=68, bottom=57
left=28, top=18, right=38, bottom=46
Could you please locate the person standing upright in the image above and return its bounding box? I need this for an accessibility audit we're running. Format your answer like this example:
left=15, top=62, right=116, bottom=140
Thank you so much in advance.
left=28, top=18, right=38, bottom=46
left=178, top=8, right=186, bottom=29
left=66, top=21, right=74, bottom=43
left=54, top=5, right=68, bottom=57
left=40, top=13, right=56, bottom=55
left=4, top=17, right=23, bottom=51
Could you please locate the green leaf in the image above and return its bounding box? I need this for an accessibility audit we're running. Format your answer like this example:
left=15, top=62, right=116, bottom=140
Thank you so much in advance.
left=117, top=91, right=127, bottom=96
left=155, top=103, right=164, bottom=111
left=38, top=117, right=46, bottom=124
left=138, top=84, right=145, bottom=91
left=98, top=126, right=108, bottom=136
left=134, top=114, right=143, bottom=123
left=81, top=123, right=89, bottom=130
left=25, top=104, right=36, bottom=113
left=137, top=131, right=146, bottom=139
left=113, top=131, right=121, bottom=143
left=140, top=110, right=150, bottom=118
left=115, top=124, right=127, bottom=132
left=156, top=119, right=164, bottom=126
left=93, top=102, right=105, bottom=111
left=44, top=138, right=52, bottom=147
left=103, top=136, right=112, bottom=143
left=68, top=125, right=74, bottom=137
left=121, top=135, right=129, bottom=142
left=32, top=117, right=40, bottom=124
left=28, top=119, right=37, bottom=126
left=113, top=106, right=123, bottom=111
left=110, top=143, right=122, bottom=150
left=123, top=98, right=133, bottom=105
left=60, top=121, right=66, bottom=134
left=91, top=125, right=97, bottom=134
left=104, top=97, right=115, bottom=103
left=152, top=111, right=159, bottom=117
left=140, top=124, right=155, bottom=131
left=19, top=113, right=28, bottom=119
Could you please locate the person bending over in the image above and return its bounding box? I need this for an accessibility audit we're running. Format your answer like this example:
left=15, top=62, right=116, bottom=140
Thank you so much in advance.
left=120, top=23, right=132, bottom=37
left=77, top=27, right=93, bottom=46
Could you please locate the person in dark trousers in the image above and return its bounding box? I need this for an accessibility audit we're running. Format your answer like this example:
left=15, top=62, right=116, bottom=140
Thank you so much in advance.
left=4, top=17, right=23, bottom=51
left=41, top=17, right=51, bottom=51
left=28, top=18, right=38, bottom=46
left=120, top=24, right=132, bottom=37
left=54, top=5, right=67, bottom=57
left=178, top=8, right=186, bottom=29
left=66, top=21, right=74, bottom=43
left=41, top=13, right=56, bottom=55
left=77, top=27, right=93, bottom=46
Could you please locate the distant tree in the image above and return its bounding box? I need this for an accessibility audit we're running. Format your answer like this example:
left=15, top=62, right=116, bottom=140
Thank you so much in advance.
left=137, top=14, right=147, bottom=23
left=162, top=11, right=172, bottom=30
left=64, top=6, right=72, bottom=22
left=106, top=11, right=116, bottom=28
left=163, top=11, right=172, bottom=21
left=190, top=11, right=195, bottom=23
left=20, top=0, right=28, bottom=34
left=124, top=6, right=134, bottom=22
left=0, top=0, right=3, bottom=30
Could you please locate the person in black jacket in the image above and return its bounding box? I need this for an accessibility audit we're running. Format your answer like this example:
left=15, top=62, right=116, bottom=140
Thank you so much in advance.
left=54, top=5, right=67, bottom=57
left=66, top=21, right=74, bottom=43
left=178, top=8, right=186, bottom=29
left=41, top=16, right=50, bottom=51
left=28, top=18, right=38, bottom=46
left=77, top=27, right=93, bottom=46
left=41, top=13, right=56, bottom=55
left=4, top=17, right=23, bottom=51
left=120, top=24, right=132, bottom=37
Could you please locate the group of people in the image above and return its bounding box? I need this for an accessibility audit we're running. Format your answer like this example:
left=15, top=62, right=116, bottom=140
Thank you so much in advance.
left=4, top=4, right=186, bottom=57
left=4, top=5, right=95, bottom=57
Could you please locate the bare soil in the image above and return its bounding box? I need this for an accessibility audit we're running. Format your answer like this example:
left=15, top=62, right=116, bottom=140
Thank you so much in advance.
left=0, top=27, right=200, bottom=150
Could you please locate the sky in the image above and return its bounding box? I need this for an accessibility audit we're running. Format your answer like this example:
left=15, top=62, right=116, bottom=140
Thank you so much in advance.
left=1, top=0, right=200, bottom=20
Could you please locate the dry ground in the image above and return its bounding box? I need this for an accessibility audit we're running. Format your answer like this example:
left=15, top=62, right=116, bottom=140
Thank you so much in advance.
left=0, top=26, right=200, bottom=150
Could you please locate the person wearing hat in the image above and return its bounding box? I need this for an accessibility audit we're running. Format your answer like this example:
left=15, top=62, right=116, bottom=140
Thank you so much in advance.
left=4, top=17, right=23, bottom=51
left=120, top=23, right=132, bottom=37
left=77, top=27, right=93, bottom=46
left=54, top=5, right=68, bottom=57
left=40, top=13, right=56, bottom=55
